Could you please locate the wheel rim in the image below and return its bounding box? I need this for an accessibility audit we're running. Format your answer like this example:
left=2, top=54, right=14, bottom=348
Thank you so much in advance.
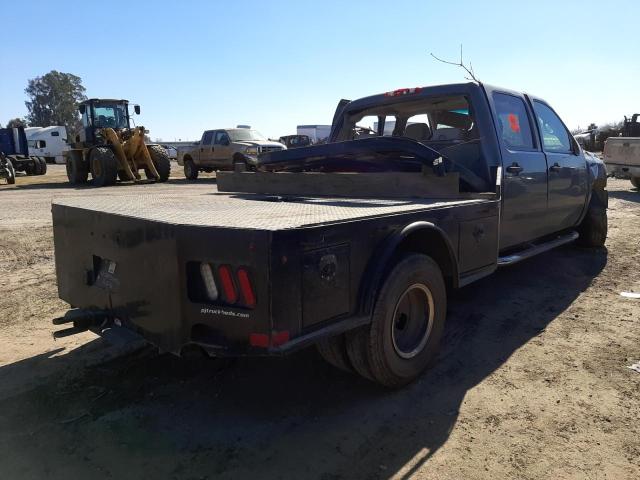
left=391, top=283, right=434, bottom=359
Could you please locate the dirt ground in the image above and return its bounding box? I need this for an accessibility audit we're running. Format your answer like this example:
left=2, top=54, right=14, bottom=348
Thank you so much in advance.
left=0, top=165, right=638, bottom=479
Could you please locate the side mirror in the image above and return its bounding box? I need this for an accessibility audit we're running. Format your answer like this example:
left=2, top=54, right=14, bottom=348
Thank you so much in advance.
left=134, top=105, right=141, bottom=115
left=78, top=105, right=86, bottom=114
left=222, top=137, right=230, bottom=146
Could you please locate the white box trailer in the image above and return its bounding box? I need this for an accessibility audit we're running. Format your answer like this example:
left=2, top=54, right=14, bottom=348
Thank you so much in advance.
left=25, top=126, right=69, bottom=164
left=296, top=125, right=331, bottom=144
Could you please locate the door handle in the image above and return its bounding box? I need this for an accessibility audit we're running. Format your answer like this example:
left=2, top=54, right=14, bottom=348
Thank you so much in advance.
left=506, top=162, right=523, bottom=174
left=211, top=147, right=215, bottom=152
left=200, top=147, right=204, bottom=152
left=549, top=162, right=561, bottom=172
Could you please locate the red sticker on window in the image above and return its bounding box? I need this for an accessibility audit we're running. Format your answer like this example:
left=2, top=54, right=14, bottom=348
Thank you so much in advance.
left=508, top=114, right=521, bottom=133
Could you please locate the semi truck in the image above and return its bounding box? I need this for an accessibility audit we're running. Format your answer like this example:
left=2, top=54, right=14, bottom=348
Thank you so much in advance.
left=51, top=82, right=607, bottom=388
left=0, top=126, right=48, bottom=177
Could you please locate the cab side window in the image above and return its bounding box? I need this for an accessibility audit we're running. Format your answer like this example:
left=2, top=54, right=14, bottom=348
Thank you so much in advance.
left=533, top=102, right=572, bottom=153
left=493, top=93, right=535, bottom=151
left=202, top=131, right=214, bottom=145
left=214, top=131, right=229, bottom=145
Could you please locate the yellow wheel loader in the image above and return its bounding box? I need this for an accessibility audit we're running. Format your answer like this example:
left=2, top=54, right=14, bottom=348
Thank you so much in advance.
left=64, top=99, right=171, bottom=186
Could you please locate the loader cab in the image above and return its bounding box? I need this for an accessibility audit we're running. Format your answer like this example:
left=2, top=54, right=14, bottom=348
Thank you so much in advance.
left=77, top=99, right=139, bottom=145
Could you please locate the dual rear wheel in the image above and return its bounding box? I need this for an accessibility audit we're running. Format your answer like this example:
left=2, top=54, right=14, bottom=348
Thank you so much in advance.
left=317, top=254, right=446, bottom=388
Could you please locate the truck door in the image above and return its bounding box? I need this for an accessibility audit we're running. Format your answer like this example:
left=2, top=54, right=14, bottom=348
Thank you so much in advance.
left=490, top=91, right=550, bottom=249
left=199, top=130, right=215, bottom=166
left=530, top=100, right=588, bottom=230
left=213, top=130, right=233, bottom=168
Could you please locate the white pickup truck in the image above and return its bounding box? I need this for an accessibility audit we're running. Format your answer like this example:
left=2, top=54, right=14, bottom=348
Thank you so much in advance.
left=604, top=137, right=640, bottom=188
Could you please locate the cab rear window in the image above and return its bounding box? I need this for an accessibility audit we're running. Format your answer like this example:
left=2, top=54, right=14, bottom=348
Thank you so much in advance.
left=493, top=93, right=535, bottom=151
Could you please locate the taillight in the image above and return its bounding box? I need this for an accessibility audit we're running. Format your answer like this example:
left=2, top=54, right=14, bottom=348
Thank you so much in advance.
left=236, top=268, right=256, bottom=308
left=218, top=265, right=238, bottom=304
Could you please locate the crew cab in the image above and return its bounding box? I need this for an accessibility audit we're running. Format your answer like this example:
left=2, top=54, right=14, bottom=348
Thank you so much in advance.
left=177, top=128, right=285, bottom=179
left=52, top=82, right=607, bottom=388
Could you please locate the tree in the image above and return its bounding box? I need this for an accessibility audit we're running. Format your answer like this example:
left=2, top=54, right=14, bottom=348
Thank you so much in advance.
left=24, top=71, right=87, bottom=133
left=6, top=118, right=27, bottom=128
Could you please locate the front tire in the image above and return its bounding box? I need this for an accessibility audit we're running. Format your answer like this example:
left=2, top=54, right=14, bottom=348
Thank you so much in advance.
left=90, top=147, right=118, bottom=187
left=66, top=155, right=89, bottom=184
left=365, top=254, right=447, bottom=388
left=577, top=189, right=608, bottom=247
left=631, top=177, right=640, bottom=189
left=184, top=159, right=198, bottom=180
left=147, top=145, right=171, bottom=182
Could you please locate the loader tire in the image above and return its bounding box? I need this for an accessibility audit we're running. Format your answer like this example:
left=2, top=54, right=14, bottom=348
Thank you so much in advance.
left=66, top=156, right=89, bottom=184
left=631, top=177, right=640, bottom=189
left=147, top=145, right=171, bottom=182
left=316, top=334, right=353, bottom=373
left=364, top=254, right=447, bottom=388
left=184, top=159, right=198, bottom=180
left=90, top=147, right=118, bottom=187
left=577, top=189, right=608, bottom=248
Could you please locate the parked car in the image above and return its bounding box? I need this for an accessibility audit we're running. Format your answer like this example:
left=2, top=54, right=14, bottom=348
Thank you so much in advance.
left=177, top=128, right=286, bottom=179
left=51, top=82, right=607, bottom=388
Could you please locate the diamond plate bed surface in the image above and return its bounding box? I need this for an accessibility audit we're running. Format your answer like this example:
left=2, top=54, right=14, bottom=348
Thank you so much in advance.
left=53, top=193, right=486, bottom=230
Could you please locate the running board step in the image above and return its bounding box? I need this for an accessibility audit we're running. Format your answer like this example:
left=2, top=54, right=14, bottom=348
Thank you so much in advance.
left=498, top=231, right=579, bottom=267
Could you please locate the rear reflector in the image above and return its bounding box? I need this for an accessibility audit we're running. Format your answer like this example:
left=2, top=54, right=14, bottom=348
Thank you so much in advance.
left=272, top=331, right=290, bottom=347
left=218, top=265, right=238, bottom=304
left=199, top=263, right=219, bottom=301
left=236, top=268, right=256, bottom=308
left=249, top=333, right=269, bottom=348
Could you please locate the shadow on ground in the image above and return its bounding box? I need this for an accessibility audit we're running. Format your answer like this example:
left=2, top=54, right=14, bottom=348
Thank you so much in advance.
left=609, top=187, right=640, bottom=202
left=0, top=246, right=607, bottom=479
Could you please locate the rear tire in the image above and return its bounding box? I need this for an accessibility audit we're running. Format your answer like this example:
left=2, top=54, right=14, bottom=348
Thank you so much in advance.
left=316, top=334, right=353, bottom=373
left=631, top=177, right=640, bottom=189
left=577, top=189, right=608, bottom=247
left=365, top=254, right=447, bottom=388
left=66, top=155, right=89, bottom=184
left=37, top=157, right=47, bottom=175
left=90, top=147, right=118, bottom=187
left=184, top=159, right=198, bottom=180
left=147, top=145, right=171, bottom=182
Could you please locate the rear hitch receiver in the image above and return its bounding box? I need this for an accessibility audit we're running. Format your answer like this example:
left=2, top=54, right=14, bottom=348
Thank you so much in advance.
left=52, top=309, right=109, bottom=339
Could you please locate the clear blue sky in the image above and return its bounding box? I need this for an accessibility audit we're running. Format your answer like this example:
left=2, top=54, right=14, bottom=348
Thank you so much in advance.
left=1, top=0, right=638, bottom=141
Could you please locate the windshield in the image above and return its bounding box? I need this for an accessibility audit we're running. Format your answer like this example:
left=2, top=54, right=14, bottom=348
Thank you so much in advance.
left=92, top=103, right=129, bottom=129
left=228, top=129, right=266, bottom=142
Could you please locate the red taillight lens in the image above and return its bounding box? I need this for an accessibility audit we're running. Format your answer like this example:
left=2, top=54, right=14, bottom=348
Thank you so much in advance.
left=236, top=268, right=256, bottom=308
left=218, top=265, right=238, bottom=304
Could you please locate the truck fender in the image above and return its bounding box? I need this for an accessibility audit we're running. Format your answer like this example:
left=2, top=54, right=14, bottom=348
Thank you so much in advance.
left=357, top=221, right=459, bottom=316
left=577, top=151, right=608, bottom=224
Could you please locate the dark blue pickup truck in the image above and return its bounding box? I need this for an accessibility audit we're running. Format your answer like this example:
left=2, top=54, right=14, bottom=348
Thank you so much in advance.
left=52, top=82, right=607, bottom=388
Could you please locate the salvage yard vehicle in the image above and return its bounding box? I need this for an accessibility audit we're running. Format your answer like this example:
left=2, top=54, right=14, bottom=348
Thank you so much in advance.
left=52, top=82, right=608, bottom=388
left=604, top=137, right=640, bottom=189
left=0, top=127, right=48, bottom=177
left=278, top=134, right=311, bottom=149
left=177, top=128, right=285, bottom=179
left=64, top=98, right=171, bottom=187
left=0, top=152, right=16, bottom=184
left=603, top=113, right=640, bottom=189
